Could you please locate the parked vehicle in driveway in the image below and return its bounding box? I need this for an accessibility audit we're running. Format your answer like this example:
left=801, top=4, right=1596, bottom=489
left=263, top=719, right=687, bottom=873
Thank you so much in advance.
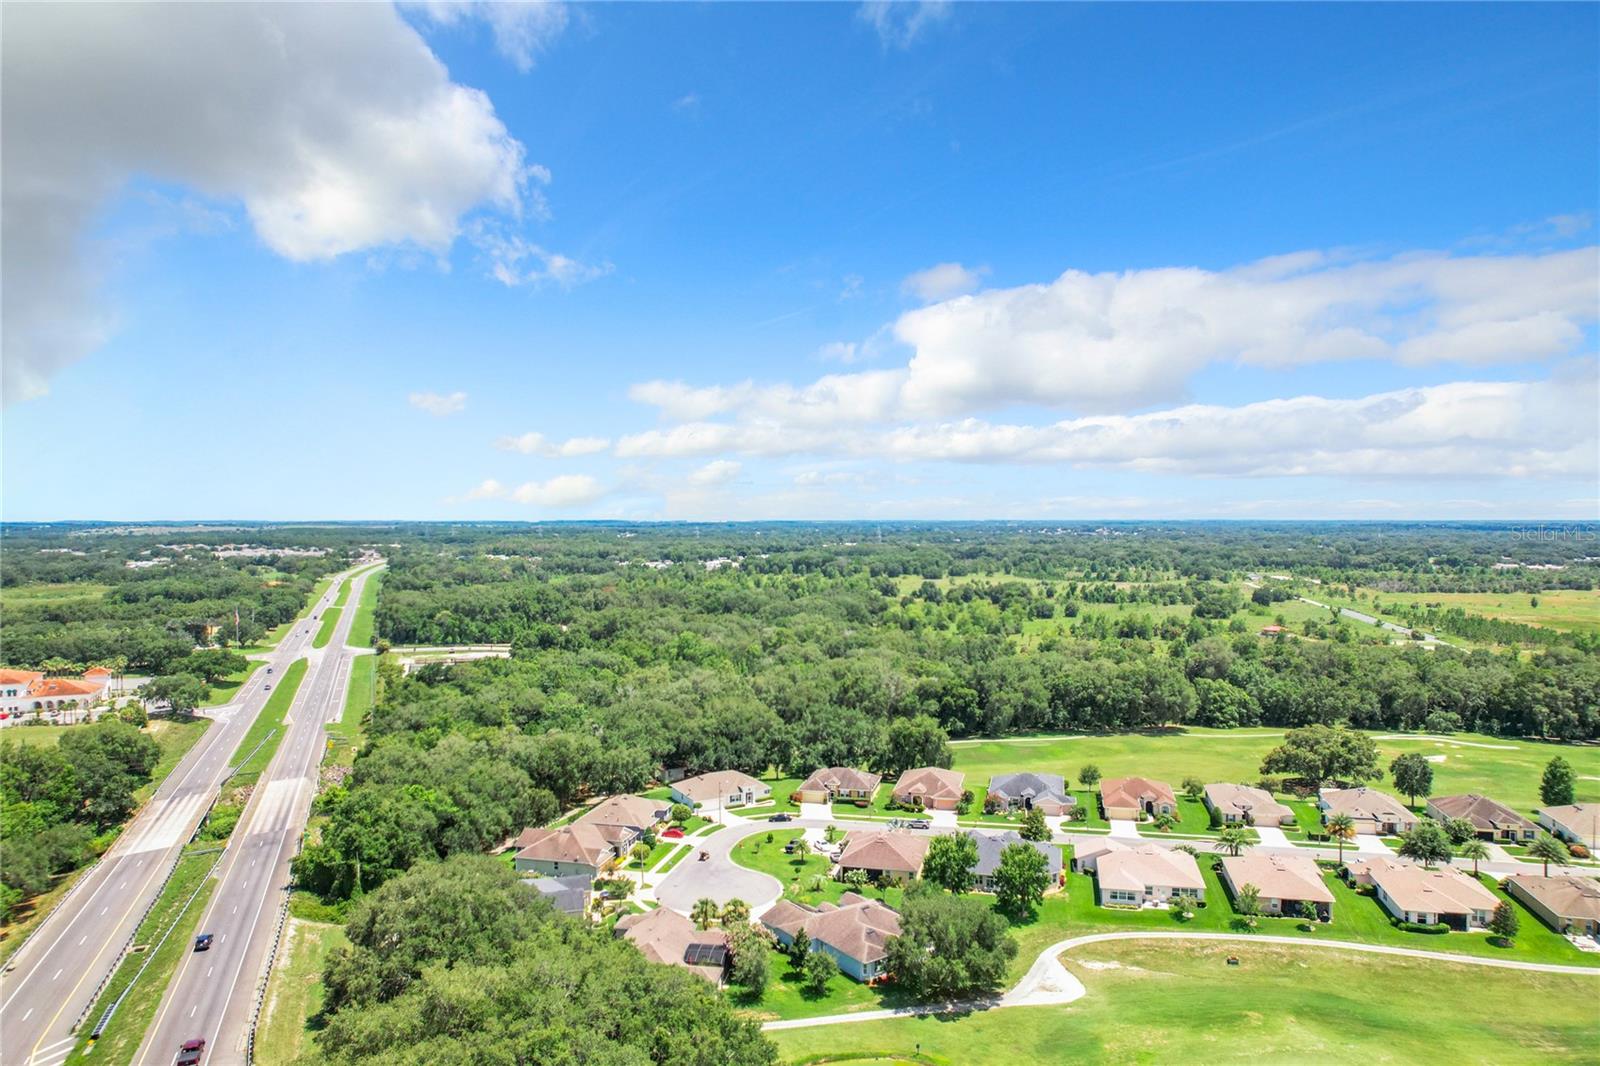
left=175, top=1038, right=206, bottom=1065
left=193, top=933, right=213, bottom=952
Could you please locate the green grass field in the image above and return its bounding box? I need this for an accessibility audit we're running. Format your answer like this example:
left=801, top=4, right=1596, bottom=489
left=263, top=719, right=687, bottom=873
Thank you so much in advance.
left=325, top=655, right=375, bottom=768
left=331, top=577, right=352, bottom=608
left=312, top=607, right=342, bottom=649
left=0, top=582, right=113, bottom=606
left=65, top=847, right=221, bottom=1066
left=347, top=570, right=383, bottom=648
left=769, top=940, right=1600, bottom=1065
left=253, top=917, right=347, bottom=1066
left=226, top=658, right=307, bottom=789
left=947, top=728, right=1599, bottom=814
left=1359, top=588, right=1600, bottom=637
left=203, top=658, right=265, bottom=707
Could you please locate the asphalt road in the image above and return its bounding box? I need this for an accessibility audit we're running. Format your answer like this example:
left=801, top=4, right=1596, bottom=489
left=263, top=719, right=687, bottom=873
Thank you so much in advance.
left=136, top=564, right=379, bottom=1066
left=0, top=565, right=367, bottom=1066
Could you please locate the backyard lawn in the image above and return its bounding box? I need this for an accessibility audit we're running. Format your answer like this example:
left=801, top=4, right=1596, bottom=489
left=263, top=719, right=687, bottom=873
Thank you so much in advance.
left=769, top=940, right=1600, bottom=1065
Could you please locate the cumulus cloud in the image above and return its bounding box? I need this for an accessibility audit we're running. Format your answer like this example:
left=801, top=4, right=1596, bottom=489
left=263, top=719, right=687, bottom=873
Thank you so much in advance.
left=407, top=1, right=570, bottom=72
left=410, top=390, right=468, bottom=416
left=495, top=431, right=610, bottom=456
left=687, top=459, right=742, bottom=487
left=615, top=371, right=1598, bottom=481
left=466, top=474, right=605, bottom=506
left=0, top=3, right=551, bottom=402
left=630, top=246, right=1598, bottom=423
left=858, top=1, right=951, bottom=48
left=901, top=261, right=986, bottom=302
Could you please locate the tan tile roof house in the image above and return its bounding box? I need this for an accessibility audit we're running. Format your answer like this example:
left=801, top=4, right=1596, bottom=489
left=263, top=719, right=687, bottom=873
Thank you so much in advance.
left=1099, top=776, right=1177, bottom=820
left=1203, top=783, right=1294, bottom=827
left=761, top=892, right=901, bottom=981
left=836, top=830, right=931, bottom=882
left=1538, top=804, right=1600, bottom=850
left=1504, top=875, right=1600, bottom=938
left=1070, top=836, right=1131, bottom=873
left=1095, top=844, right=1204, bottom=907
left=614, top=907, right=730, bottom=983
left=513, top=824, right=626, bottom=879
left=891, top=766, right=966, bottom=810
left=1317, top=787, right=1418, bottom=835
left=795, top=767, right=883, bottom=804
left=670, top=770, right=770, bottom=809
left=1219, top=853, right=1334, bottom=919
left=578, top=794, right=669, bottom=835
left=1345, top=857, right=1498, bottom=929
left=1425, top=794, right=1537, bottom=842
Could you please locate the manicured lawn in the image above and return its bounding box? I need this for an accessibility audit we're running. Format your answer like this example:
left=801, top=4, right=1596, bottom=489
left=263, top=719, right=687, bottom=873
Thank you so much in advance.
left=227, top=658, right=307, bottom=790
left=253, top=918, right=347, bottom=1066
left=331, top=576, right=353, bottom=608
left=655, top=844, right=697, bottom=877
left=947, top=727, right=1598, bottom=814
left=731, top=829, right=905, bottom=911
left=737, top=776, right=805, bottom=816
left=64, top=846, right=220, bottom=1066
left=731, top=942, right=916, bottom=1022
left=768, top=939, right=1600, bottom=1064
left=3, top=724, right=69, bottom=748
left=625, top=838, right=677, bottom=871
left=347, top=570, right=383, bottom=648
left=312, top=607, right=342, bottom=649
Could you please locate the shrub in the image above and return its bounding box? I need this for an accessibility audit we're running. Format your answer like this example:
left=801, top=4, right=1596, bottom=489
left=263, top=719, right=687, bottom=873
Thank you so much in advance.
left=1569, top=843, right=1591, bottom=860
left=1391, top=918, right=1449, bottom=934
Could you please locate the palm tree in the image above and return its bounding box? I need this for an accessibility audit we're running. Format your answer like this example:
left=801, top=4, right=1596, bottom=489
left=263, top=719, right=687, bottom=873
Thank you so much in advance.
left=691, top=897, right=720, bottom=929
left=1528, top=833, right=1571, bottom=876
left=1457, top=839, right=1489, bottom=877
left=1326, top=813, right=1355, bottom=863
left=630, top=842, right=652, bottom=888
left=1217, top=827, right=1251, bottom=857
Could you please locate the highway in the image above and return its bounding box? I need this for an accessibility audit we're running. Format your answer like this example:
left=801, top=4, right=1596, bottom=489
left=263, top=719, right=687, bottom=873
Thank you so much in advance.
left=0, top=563, right=369, bottom=1066
left=136, top=563, right=379, bottom=1066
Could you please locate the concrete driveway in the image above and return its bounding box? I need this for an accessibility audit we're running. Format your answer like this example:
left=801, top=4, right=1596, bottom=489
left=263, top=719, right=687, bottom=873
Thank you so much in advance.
left=1254, top=826, right=1292, bottom=847
left=797, top=801, right=832, bottom=821
left=1354, top=833, right=1393, bottom=854
left=1109, top=818, right=1141, bottom=838
left=928, top=808, right=959, bottom=828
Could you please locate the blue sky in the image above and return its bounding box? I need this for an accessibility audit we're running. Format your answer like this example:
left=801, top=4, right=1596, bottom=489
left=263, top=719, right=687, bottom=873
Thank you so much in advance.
left=3, top=1, right=1596, bottom=521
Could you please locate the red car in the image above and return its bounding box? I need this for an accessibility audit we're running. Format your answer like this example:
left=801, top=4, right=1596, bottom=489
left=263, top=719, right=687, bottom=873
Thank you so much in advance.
left=175, top=1038, right=206, bottom=1065
left=662, top=827, right=684, bottom=839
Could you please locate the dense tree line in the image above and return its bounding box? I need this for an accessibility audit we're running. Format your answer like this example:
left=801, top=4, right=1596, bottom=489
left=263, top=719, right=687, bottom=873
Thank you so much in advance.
left=0, top=721, right=161, bottom=921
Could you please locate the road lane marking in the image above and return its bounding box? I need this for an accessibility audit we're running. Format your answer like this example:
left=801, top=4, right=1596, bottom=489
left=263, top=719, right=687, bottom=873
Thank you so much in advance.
left=22, top=1007, right=32, bottom=1020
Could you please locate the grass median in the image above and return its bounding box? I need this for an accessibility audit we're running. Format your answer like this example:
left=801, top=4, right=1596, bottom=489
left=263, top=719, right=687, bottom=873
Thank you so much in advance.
left=64, top=845, right=222, bottom=1066
left=347, top=569, right=383, bottom=648
left=312, top=608, right=342, bottom=650
left=227, top=658, right=307, bottom=791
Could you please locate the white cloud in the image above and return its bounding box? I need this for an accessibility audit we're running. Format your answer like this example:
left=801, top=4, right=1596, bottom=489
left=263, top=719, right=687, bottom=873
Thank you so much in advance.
left=629, top=245, right=1599, bottom=423
left=858, top=1, right=952, bottom=48
left=466, top=474, right=605, bottom=507
left=673, top=92, right=701, bottom=111
left=901, top=261, right=985, bottom=302
left=839, top=274, right=865, bottom=300
left=495, top=431, right=610, bottom=456
left=615, top=370, right=1598, bottom=481
left=687, top=459, right=742, bottom=487
left=410, top=390, right=468, bottom=416
left=0, top=3, right=553, bottom=402
left=473, top=224, right=612, bottom=288
left=818, top=342, right=861, bottom=364
left=408, top=1, right=570, bottom=73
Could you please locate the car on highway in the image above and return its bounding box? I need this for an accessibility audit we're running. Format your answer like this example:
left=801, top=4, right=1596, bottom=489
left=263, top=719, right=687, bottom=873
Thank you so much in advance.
left=193, top=933, right=213, bottom=952
left=175, top=1037, right=206, bottom=1065
left=264, top=683, right=271, bottom=691
left=768, top=813, right=792, bottom=822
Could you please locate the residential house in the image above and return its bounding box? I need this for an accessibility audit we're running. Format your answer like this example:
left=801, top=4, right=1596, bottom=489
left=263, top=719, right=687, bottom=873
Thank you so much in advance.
left=522, top=874, right=592, bottom=917
left=794, top=767, right=883, bottom=805
left=670, top=770, right=770, bottom=812
left=1425, top=794, right=1537, bottom=842
left=761, top=892, right=901, bottom=981
left=967, top=830, right=1062, bottom=891
left=1317, top=787, right=1418, bottom=836
left=614, top=907, right=730, bottom=983
left=1094, top=844, right=1205, bottom=907
left=891, top=767, right=965, bottom=811
left=512, top=823, right=634, bottom=880
left=1219, top=853, right=1334, bottom=920
left=578, top=794, right=669, bottom=836
left=1099, top=776, right=1177, bottom=820
left=1070, top=836, right=1130, bottom=874
left=1504, top=875, right=1600, bottom=938
left=1345, top=857, right=1498, bottom=929
left=836, top=830, right=930, bottom=883
left=1537, top=804, right=1600, bottom=851
left=986, top=772, right=1075, bottom=816
left=1203, top=783, right=1294, bottom=827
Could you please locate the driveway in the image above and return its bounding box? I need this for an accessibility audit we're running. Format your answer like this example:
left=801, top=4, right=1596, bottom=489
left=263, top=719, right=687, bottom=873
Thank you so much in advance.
left=928, top=808, right=959, bottom=828
left=797, top=801, right=832, bottom=821
left=1254, top=826, right=1291, bottom=847
left=1109, top=818, right=1141, bottom=838
left=1354, top=833, right=1392, bottom=854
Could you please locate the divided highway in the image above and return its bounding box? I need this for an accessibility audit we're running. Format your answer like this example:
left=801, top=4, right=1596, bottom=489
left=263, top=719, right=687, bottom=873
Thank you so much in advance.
left=0, top=564, right=370, bottom=1066
left=137, top=563, right=380, bottom=1066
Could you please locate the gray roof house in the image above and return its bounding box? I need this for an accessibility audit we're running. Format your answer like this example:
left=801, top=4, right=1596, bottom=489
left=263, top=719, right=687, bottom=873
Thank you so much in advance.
left=967, top=830, right=1062, bottom=891
left=986, top=772, right=1075, bottom=816
left=522, top=874, right=592, bottom=917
